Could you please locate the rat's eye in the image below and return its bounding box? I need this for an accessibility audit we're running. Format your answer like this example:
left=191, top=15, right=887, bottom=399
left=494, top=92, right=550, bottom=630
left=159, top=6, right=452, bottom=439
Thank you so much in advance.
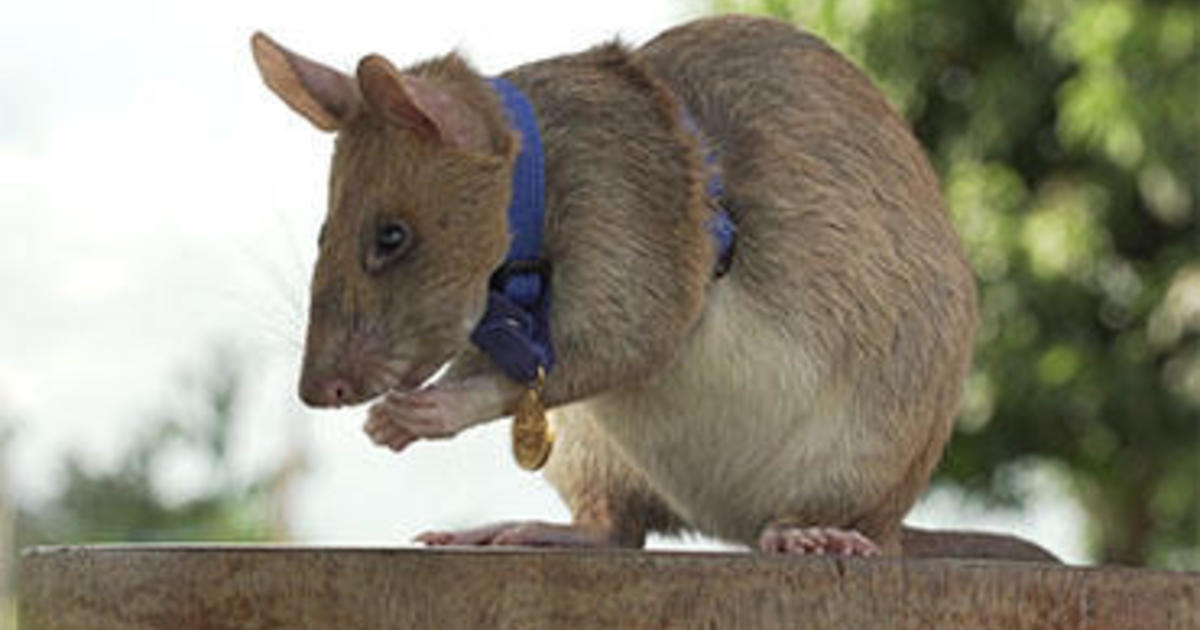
left=376, top=222, right=408, bottom=253
left=365, top=219, right=411, bottom=273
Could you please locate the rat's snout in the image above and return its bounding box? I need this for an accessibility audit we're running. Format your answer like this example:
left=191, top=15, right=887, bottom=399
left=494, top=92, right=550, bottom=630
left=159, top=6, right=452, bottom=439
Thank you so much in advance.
left=299, top=272, right=376, bottom=408
left=299, top=374, right=357, bottom=408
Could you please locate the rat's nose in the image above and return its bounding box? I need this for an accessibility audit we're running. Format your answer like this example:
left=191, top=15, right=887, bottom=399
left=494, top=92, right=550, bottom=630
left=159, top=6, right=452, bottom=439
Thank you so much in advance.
left=299, top=376, right=356, bottom=408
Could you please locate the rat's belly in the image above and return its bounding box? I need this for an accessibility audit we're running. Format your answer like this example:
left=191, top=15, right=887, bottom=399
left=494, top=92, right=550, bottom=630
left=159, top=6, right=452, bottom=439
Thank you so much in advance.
left=585, top=283, right=879, bottom=544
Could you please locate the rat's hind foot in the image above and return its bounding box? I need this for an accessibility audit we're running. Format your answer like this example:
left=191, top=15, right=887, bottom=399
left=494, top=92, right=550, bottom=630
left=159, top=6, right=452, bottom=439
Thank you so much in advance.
left=758, top=522, right=882, bottom=557
left=416, top=521, right=625, bottom=548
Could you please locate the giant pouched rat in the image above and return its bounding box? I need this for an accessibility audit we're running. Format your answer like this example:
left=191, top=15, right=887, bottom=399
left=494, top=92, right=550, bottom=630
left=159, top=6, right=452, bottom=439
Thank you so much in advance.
left=251, top=15, right=1043, bottom=558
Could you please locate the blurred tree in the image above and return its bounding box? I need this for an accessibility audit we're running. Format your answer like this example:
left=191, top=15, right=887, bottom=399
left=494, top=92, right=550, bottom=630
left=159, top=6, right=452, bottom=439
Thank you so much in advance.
left=15, top=348, right=303, bottom=547
left=1, top=418, right=13, bottom=628
left=717, top=0, right=1198, bottom=568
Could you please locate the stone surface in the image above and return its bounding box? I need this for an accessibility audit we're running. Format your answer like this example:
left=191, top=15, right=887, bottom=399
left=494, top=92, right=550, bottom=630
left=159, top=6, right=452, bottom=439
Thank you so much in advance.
left=18, top=545, right=1200, bottom=629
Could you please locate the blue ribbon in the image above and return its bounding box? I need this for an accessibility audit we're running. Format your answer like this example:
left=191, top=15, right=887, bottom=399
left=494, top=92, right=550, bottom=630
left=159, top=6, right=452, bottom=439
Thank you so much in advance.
left=683, top=111, right=736, bottom=277
left=469, top=78, right=554, bottom=385
left=470, top=78, right=737, bottom=386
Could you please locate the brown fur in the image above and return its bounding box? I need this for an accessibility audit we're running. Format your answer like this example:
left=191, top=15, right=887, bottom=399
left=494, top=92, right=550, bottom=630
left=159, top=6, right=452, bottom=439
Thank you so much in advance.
left=253, top=16, right=993, bottom=559
left=901, top=527, right=1060, bottom=562
left=507, top=42, right=716, bottom=407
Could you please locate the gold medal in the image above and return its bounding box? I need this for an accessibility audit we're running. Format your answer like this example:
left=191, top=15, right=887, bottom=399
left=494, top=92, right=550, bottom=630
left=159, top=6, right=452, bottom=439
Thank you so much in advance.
left=512, top=366, right=554, bottom=471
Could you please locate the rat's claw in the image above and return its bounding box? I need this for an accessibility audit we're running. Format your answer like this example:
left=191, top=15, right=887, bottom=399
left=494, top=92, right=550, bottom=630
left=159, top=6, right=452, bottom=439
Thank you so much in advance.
left=364, top=411, right=417, bottom=452
left=758, top=523, right=881, bottom=557
left=383, top=431, right=417, bottom=452
left=414, top=531, right=457, bottom=546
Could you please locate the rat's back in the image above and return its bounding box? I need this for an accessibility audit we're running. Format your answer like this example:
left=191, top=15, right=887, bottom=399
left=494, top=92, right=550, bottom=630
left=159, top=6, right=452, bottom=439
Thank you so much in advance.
left=598, top=16, right=978, bottom=548
left=637, top=16, right=971, bottom=334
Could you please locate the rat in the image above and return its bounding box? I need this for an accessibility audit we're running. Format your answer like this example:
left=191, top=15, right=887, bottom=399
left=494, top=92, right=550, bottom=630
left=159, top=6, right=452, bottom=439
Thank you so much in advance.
left=250, top=15, right=1018, bottom=558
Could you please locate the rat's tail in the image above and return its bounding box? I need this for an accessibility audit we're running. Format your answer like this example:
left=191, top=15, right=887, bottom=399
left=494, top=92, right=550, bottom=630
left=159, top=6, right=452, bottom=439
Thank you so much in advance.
left=900, top=526, right=1060, bottom=563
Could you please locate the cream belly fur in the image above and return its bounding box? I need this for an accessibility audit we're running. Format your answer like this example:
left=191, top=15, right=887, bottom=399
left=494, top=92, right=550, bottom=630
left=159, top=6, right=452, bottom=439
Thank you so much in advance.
left=554, top=280, right=904, bottom=545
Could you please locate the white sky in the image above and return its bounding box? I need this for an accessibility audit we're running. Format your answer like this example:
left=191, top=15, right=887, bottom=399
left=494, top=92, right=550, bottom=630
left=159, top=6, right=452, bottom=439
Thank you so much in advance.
left=1, top=0, right=1086, bottom=560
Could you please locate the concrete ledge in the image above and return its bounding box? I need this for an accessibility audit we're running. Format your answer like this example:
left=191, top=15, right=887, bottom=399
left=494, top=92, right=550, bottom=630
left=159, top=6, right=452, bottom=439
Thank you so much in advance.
left=19, top=545, right=1200, bottom=629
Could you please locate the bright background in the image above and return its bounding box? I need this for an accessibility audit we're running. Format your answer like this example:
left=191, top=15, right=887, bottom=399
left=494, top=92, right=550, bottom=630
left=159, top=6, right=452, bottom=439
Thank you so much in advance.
left=2, top=0, right=1090, bottom=569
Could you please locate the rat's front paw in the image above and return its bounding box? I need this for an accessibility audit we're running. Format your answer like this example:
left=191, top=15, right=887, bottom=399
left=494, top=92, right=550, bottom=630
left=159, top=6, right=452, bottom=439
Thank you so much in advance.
left=364, top=388, right=465, bottom=452
left=363, top=409, right=418, bottom=452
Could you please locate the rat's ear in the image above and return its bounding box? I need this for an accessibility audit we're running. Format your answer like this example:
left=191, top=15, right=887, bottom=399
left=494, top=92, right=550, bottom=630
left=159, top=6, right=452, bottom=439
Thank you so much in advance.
left=251, top=32, right=358, bottom=132
left=356, top=54, right=491, bottom=153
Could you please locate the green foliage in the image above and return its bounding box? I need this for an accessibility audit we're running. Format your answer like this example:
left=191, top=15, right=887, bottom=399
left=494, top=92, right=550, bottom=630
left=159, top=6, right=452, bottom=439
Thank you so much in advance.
left=15, top=348, right=292, bottom=547
left=1, top=418, right=13, bottom=630
left=718, top=0, right=1198, bottom=568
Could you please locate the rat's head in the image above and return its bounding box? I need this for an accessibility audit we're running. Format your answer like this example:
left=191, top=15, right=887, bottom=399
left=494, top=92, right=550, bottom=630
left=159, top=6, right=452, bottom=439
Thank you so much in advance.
left=251, top=33, right=517, bottom=407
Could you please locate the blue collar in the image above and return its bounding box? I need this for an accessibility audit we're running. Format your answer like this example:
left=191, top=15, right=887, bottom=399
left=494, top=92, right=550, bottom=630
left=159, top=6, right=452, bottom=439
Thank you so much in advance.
left=683, top=112, right=737, bottom=277
left=469, top=78, right=737, bottom=387
left=469, top=77, right=554, bottom=386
